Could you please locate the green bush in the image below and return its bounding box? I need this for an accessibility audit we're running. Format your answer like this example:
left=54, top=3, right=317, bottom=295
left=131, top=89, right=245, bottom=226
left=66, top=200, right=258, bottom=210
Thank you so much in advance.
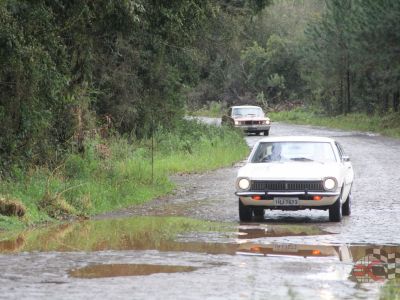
left=0, top=120, right=248, bottom=230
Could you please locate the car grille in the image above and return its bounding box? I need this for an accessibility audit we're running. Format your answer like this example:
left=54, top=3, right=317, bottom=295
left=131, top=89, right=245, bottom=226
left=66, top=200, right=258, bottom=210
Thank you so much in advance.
left=251, top=180, right=324, bottom=192
left=241, top=120, right=264, bottom=125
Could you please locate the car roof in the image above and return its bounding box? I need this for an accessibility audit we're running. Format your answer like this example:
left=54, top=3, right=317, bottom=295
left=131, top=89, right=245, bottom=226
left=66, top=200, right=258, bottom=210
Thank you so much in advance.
left=256, top=136, right=336, bottom=143
left=231, top=105, right=262, bottom=109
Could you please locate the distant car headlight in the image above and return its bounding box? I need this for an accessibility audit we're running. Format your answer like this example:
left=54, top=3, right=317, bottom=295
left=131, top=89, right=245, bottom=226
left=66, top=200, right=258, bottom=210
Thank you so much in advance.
left=234, top=120, right=240, bottom=125
left=323, top=177, right=338, bottom=191
left=237, top=178, right=250, bottom=190
left=266, top=118, right=271, bottom=125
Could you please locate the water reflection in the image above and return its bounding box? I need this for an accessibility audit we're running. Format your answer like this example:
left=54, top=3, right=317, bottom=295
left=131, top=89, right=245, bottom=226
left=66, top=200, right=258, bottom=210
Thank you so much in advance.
left=69, top=264, right=197, bottom=279
left=0, top=216, right=237, bottom=254
left=237, top=242, right=400, bottom=284
left=236, top=243, right=350, bottom=260
left=349, top=246, right=400, bottom=283
left=237, top=224, right=331, bottom=239
left=0, top=216, right=399, bottom=284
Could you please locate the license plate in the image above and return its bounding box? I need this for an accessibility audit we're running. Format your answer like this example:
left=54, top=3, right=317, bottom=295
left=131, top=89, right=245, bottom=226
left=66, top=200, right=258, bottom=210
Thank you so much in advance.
left=273, top=244, right=298, bottom=253
left=273, top=197, right=299, bottom=206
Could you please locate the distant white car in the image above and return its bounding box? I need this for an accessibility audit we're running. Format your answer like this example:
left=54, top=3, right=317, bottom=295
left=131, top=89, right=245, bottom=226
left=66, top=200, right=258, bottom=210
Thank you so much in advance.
left=235, top=136, right=354, bottom=222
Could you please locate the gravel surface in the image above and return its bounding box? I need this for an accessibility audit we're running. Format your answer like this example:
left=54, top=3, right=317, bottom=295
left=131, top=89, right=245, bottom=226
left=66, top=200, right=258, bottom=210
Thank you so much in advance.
left=99, top=121, right=400, bottom=245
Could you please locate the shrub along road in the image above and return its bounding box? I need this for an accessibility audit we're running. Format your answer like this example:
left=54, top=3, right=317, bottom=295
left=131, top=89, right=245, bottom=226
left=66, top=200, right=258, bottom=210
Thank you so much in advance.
left=0, top=122, right=399, bottom=299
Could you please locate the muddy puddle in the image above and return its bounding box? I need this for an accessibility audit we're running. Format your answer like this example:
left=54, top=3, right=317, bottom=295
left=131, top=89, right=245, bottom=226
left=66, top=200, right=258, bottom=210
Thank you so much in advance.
left=0, top=216, right=399, bottom=284
left=69, top=264, right=197, bottom=279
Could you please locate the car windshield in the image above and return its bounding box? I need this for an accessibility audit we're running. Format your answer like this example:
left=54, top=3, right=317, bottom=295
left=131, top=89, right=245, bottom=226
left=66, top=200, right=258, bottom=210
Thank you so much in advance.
left=232, top=107, right=264, bottom=117
left=251, top=141, right=337, bottom=163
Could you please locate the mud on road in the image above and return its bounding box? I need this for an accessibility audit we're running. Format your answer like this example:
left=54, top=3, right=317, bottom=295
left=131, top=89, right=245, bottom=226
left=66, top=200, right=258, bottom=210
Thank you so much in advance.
left=1, top=122, right=400, bottom=299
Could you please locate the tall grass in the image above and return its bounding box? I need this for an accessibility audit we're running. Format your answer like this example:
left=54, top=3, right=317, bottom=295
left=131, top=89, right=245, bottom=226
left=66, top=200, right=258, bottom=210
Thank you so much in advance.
left=0, top=119, right=249, bottom=230
left=270, top=109, right=400, bottom=138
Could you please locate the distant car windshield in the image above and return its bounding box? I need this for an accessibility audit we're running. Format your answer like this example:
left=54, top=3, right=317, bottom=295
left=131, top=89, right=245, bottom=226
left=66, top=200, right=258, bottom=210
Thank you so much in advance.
left=232, top=107, right=263, bottom=117
left=251, top=142, right=337, bottom=163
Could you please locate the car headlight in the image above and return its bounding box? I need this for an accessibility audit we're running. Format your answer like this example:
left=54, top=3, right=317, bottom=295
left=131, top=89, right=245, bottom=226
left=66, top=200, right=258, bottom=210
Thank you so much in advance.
left=323, top=177, right=338, bottom=191
left=234, top=120, right=240, bottom=125
left=266, top=118, right=270, bottom=125
left=237, top=178, right=250, bottom=190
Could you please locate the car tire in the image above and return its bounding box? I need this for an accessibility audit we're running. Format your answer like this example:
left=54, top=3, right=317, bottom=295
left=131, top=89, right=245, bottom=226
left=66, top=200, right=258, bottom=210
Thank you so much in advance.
left=342, top=193, right=351, bottom=216
left=264, top=130, right=269, bottom=136
left=239, top=199, right=253, bottom=222
left=253, top=207, right=264, bottom=218
left=329, top=196, right=342, bottom=222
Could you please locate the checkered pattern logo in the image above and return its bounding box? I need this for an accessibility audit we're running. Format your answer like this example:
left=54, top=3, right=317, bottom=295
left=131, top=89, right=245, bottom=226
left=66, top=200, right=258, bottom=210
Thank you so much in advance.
left=352, top=248, right=400, bottom=283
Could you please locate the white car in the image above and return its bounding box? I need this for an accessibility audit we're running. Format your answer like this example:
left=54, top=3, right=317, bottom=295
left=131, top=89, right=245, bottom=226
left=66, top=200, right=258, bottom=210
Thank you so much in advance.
left=221, top=105, right=271, bottom=135
left=235, top=136, right=354, bottom=222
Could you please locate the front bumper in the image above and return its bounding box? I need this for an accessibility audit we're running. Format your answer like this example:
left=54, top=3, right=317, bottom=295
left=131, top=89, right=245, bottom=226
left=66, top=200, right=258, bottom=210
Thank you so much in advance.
left=235, top=124, right=270, bottom=132
left=236, top=191, right=340, bottom=208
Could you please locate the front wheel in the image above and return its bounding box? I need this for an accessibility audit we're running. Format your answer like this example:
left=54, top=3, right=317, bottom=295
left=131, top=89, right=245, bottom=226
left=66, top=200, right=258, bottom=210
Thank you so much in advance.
left=239, top=199, right=253, bottom=222
left=253, top=207, right=264, bottom=218
left=264, top=130, right=269, bottom=136
left=329, top=197, right=342, bottom=222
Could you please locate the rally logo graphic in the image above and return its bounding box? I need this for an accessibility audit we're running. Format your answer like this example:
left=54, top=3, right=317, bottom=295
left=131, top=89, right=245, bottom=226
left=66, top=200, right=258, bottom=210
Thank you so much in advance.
left=352, top=248, right=400, bottom=283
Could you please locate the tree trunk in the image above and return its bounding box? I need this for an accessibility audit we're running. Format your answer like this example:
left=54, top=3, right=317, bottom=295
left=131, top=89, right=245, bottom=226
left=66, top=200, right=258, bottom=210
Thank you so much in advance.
left=383, top=94, right=389, bottom=112
left=346, top=69, right=351, bottom=114
left=394, top=91, right=400, bottom=112
left=339, top=77, right=344, bottom=115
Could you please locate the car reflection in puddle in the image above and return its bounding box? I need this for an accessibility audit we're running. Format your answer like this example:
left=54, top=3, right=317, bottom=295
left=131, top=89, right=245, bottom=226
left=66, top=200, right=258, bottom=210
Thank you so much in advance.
left=236, top=224, right=332, bottom=239
left=236, top=242, right=352, bottom=262
left=236, top=242, right=400, bottom=284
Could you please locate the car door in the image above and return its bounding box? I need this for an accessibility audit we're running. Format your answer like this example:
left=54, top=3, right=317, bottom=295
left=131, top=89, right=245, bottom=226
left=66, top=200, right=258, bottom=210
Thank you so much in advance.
left=335, top=142, right=354, bottom=199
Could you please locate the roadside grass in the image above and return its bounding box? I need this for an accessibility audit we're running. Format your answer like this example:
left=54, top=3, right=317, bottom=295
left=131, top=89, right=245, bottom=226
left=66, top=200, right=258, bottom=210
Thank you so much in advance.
left=269, top=109, right=400, bottom=138
left=0, top=119, right=249, bottom=230
left=380, top=279, right=400, bottom=300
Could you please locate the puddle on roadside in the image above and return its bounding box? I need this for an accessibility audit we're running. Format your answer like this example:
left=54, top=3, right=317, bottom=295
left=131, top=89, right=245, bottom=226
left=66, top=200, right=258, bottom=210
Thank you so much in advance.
left=0, top=216, right=236, bottom=253
left=0, top=216, right=399, bottom=285
left=69, top=264, right=197, bottom=279
left=237, top=242, right=400, bottom=284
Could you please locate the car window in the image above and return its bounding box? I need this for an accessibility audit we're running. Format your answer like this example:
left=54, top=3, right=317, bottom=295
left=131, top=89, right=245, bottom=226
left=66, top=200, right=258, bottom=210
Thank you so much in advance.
left=232, top=107, right=264, bottom=117
left=251, top=142, right=337, bottom=163
left=335, top=142, right=346, bottom=161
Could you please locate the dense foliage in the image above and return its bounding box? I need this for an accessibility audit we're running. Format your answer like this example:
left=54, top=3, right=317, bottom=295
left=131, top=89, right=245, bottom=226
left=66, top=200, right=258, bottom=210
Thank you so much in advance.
left=304, top=0, right=400, bottom=115
left=0, top=0, right=222, bottom=173
left=1, top=0, right=400, bottom=175
left=196, top=0, right=400, bottom=116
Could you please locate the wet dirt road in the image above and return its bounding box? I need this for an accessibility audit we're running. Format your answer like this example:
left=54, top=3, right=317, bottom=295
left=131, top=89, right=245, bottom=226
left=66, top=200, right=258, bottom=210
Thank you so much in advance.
left=1, top=122, right=400, bottom=299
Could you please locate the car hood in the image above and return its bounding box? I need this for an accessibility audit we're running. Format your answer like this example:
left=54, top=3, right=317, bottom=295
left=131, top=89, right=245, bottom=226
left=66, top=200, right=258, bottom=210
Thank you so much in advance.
left=237, top=161, right=341, bottom=181
left=234, top=116, right=267, bottom=121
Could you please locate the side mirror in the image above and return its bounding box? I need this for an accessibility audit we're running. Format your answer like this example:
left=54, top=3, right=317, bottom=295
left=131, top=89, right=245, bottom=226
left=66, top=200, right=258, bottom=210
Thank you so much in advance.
left=342, top=155, right=350, bottom=162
